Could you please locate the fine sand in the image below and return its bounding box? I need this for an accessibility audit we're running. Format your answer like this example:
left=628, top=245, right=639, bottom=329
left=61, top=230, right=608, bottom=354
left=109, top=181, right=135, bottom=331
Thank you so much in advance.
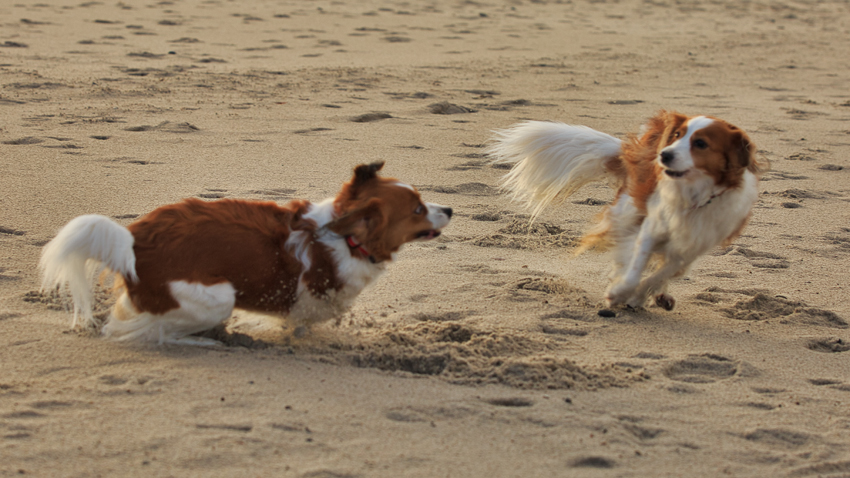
left=2, top=1, right=850, bottom=476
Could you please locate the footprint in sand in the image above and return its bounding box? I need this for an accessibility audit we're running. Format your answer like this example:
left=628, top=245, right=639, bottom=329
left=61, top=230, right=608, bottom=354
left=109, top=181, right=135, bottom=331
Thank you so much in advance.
left=621, top=421, right=666, bottom=441
left=0, top=226, right=26, bottom=236
left=663, top=354, right=742, bottom=384
left=784, top=108, right=828, bottom=121
left=428, top=101, right=476, bottom=114
left=0, top=267, right=21, bottom=283
left=350, top=112, right=392, bottom=122
left=197, top=188, right=227, bottom=199
left=269, top=422, right=312, bottom=433
left=479, top=99, right=539, bottom=112
left=789, top=461, right=850, bottom=477
left=124, top=121, right=199, bottom=133
left=383, top=35, right=412, bottom=43
left=808, top=378, right=842, bottom=386
left=195, top=424, right=252, bottom=432
left=246, top=188, right=297, bottom=201
left=807, top=337, right=850, bottom=353
left=484, top=397, right=534, bottom=407
left=725, top=246, right=790, bottom=269
left=761, top=170, right=809, bottom=181
left=384, top=409, right=427, bottom=423
left=786, top=152, right=819, bottom=162
left=470, top=211, right=502, bottom=222
left=569, top=456, right=616, bottom=469
left=2, top=137, right=44, bottom=145
left=540, top=324, right=589, bottom=337
left=446, top=159, right=487, bottom=171
left=541, top=309, right=598, bottom=322
left=383, top=405, right=477, bottom=423
left=718, top=293, right=848, bottom=328
left=823, top=228, right=850, bottom=253
left=384, top=91, right=433, bottom=100
left=423, top=183, right=495, bottom=196
left=410, top=311, right=477, bottom=323
left=293, top=127, right=333, bottom=135
left=741, top=428, right=817, bottom=450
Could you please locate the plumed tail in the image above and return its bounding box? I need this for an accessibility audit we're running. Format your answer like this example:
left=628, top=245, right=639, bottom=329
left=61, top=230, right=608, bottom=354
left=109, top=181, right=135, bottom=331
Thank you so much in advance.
left=39, top=215, right=137, bottom=329
left=488, top=121, right=623, bottom=219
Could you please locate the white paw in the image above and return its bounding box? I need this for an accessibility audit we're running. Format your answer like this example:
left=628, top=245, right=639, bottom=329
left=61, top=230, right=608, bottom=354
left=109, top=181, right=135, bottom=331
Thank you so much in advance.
left=624, top=296, right=647, bottom=309
left=606, top=281, right=637, bottom=307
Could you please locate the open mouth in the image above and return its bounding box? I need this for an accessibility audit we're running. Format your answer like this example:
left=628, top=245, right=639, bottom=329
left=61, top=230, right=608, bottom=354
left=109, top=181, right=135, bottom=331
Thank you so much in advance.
left=664, top=169, right=689, bottom=178
left=416, top=229, right=442, bottom=240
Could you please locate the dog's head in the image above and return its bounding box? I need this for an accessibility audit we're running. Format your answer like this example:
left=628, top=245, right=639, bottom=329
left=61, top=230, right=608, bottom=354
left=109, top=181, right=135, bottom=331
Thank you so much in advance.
left=653, top=111, right=763, bottom=187
left=328, top=162, right=452, bottom=262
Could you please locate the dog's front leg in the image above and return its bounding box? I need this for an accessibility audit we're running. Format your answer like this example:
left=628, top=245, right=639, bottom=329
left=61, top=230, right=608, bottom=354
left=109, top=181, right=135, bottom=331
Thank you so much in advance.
left=606, top=223, right=658, bottom=307
left=630, top=257, right=687, bottom=310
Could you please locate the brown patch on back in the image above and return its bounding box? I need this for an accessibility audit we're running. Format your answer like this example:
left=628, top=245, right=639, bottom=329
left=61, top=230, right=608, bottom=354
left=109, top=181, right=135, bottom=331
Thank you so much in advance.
left=126, top=198, right=326, bottom=315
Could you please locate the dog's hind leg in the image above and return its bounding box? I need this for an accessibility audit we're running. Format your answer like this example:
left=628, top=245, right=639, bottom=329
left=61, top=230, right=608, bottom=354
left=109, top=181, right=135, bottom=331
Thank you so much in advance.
left=606, top=223, right=658, bottom=307
left=104, top=281, right=236, bottom=344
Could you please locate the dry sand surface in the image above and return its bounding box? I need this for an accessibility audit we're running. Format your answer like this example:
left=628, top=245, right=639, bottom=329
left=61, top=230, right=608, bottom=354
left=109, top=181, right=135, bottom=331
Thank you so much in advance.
left=2, top=0, right=850, bottom=476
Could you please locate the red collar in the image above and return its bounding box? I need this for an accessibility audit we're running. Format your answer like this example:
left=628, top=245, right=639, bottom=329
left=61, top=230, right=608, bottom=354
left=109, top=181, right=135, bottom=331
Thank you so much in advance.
left=692, top=188, right=728, bottom=210
left=345, top=236, right=376, bottom=263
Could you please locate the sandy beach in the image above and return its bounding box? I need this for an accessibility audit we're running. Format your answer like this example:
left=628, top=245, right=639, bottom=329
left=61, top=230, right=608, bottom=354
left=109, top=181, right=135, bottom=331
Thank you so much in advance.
left=2, top=0, right=850, bottom=476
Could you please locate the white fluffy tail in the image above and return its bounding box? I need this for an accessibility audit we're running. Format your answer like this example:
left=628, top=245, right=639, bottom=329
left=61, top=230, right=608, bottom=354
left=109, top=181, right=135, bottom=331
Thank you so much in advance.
left=39, top=215, right=137, bottom=329
left=488, top=121, right=623, bottom=219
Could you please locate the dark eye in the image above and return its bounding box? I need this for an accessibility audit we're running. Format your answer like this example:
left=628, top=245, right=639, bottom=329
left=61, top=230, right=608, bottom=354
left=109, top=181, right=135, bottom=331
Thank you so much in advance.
left=693, top=138, right=708, bottom=149
left=672, top=131, right=681, bottom=139
left=414, top=205, right=425, bottom=215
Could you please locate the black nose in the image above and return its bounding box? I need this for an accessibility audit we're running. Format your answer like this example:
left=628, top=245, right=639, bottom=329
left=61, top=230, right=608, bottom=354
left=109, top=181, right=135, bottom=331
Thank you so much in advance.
left=443, top=207, right=453, bottom=218
left=660, top=150, right=675, bottom=166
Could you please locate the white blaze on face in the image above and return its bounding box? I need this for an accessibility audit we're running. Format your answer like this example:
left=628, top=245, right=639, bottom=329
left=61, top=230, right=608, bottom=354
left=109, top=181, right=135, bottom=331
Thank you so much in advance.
left=659, top=116, right=714, bottom=174
left=426, top=202, right=451, bottom=230
left=394, top=181, right=416, bottom=192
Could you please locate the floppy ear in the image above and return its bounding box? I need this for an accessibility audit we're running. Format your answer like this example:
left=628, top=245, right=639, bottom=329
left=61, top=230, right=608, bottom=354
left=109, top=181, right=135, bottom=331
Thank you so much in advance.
left=728, top=129, right=755, bottom=170
left=641, top=110, right=669, bottom=148
left=329, top=198, right=393, bottom=261
left=327, top=198, right=384, bottom=236
left=641, top=110, right=687, bottom=152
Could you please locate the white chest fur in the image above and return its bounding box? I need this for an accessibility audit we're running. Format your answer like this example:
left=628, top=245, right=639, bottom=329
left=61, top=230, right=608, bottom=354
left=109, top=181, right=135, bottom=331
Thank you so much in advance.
left=285, top=199, right=387, bottom=326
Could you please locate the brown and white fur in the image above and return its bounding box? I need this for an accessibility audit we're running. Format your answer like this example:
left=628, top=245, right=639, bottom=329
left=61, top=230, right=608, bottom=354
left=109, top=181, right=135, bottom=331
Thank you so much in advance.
left=489, top=111, right=765, bottom=310
left=40, top=162, right=452, bottom=344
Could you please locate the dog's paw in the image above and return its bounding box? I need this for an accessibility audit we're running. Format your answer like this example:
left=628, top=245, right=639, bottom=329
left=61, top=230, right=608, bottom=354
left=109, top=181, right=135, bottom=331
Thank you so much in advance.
left=654, top=293, right=676, bottom=311
left=605, top=282, right=638, bottom=308
left=624, top=296, right=648, bottom=310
